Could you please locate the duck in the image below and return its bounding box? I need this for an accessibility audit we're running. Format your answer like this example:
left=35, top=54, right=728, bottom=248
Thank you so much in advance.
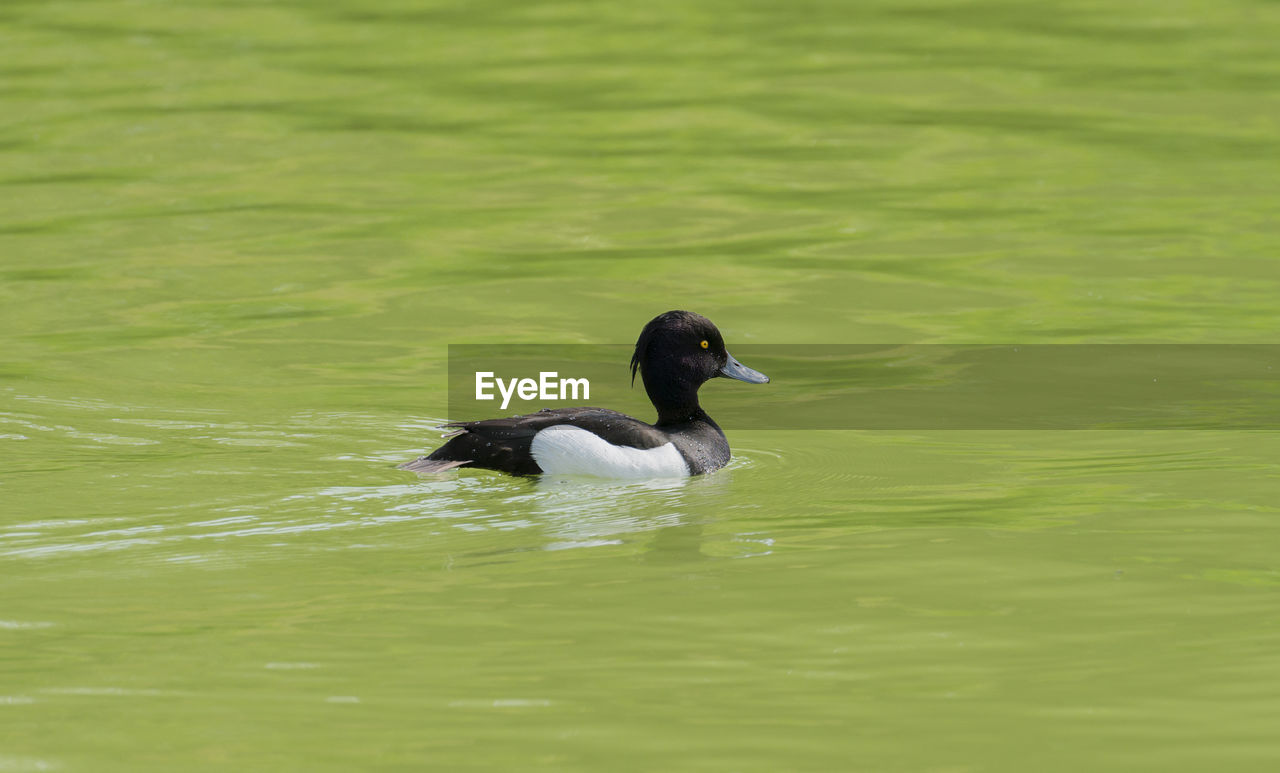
left=398, top=310, right=769, bottom=478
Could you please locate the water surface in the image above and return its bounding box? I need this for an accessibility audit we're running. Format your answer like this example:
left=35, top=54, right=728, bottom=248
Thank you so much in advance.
left=4, top=0, right=1280, bottom=770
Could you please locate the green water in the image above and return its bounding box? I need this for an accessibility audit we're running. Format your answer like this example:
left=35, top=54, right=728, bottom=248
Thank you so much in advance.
left=4, top=0, right=1280, bottom=769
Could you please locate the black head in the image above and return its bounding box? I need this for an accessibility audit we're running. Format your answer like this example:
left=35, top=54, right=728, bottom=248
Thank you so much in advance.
left=630, top=310, right=769, bottom=424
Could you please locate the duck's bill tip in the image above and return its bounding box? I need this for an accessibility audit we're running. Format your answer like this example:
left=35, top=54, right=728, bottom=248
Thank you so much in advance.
left=720, top=354, right=769, bottom=384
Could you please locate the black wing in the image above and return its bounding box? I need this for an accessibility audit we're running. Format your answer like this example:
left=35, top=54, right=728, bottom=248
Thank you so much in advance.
left=399, top=407, right=666, bottom=475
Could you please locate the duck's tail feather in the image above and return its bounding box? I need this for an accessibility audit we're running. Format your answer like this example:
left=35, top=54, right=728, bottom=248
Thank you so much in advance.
left=397, top=457, right=470, bottom=474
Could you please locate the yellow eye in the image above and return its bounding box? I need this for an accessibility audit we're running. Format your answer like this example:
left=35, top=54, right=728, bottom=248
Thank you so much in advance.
left=700, top=340, right=709, bottom=349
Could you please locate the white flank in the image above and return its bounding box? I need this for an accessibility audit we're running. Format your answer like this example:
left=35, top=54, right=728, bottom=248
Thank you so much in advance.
left=530, top=425, right=690, bottom=479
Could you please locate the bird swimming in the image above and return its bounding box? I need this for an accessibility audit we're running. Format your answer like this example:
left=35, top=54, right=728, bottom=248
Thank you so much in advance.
left=398, top=310, right=769, bottom=478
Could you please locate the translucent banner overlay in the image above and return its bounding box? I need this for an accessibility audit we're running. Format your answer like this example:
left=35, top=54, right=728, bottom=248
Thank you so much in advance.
left=448, top=345, right=1280, bottom=430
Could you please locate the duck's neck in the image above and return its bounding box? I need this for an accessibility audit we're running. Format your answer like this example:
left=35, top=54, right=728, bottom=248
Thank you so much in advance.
left=656, top=404, right=710, bottom=426
left=643, top=372, right=709, bottom=426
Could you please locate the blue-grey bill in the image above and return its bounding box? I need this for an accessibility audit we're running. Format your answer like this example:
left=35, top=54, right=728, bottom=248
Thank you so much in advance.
left=720, top=353, right=770, bottom=384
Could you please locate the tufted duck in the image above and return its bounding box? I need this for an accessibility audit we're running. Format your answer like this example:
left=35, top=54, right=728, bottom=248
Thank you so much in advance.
left=398, top=310, right=769, bottom=477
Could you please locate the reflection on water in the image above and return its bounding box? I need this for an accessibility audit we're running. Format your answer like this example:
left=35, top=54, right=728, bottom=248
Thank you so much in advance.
left=534, top=473, right=706, bottom=550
